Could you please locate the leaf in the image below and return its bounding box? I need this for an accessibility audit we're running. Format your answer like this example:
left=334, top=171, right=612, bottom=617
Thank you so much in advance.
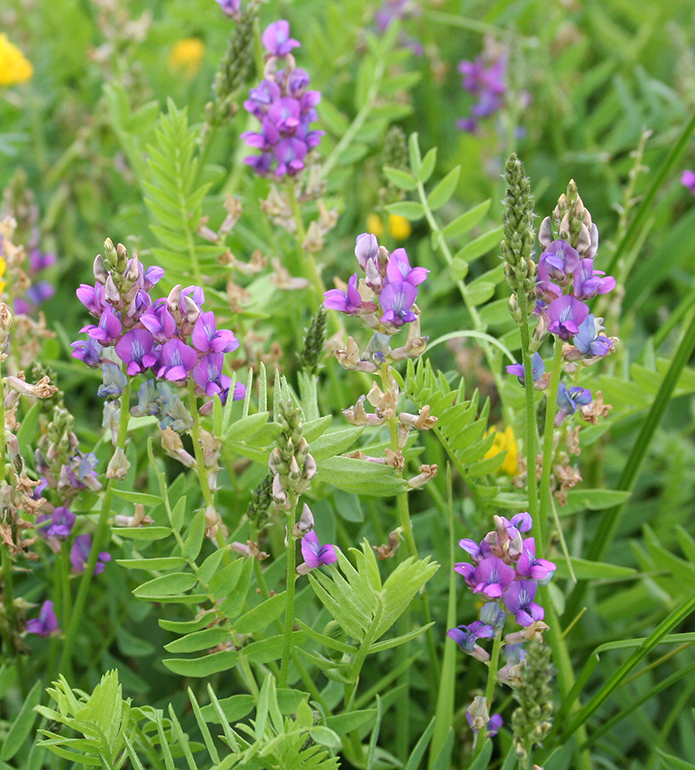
left=133, top=572, right=198, bottom=598
left=467, top=281, right=496, bottom=306
left=442, top=200, right=492, bottom=239
left=408, top=132, right=421, bottom=175
left=325, top=710, right=377, bottom=735
left=468, top=739, right=493, bottom=770
left=225, top=412, right=270, bottom=442
left=160, top=614, right=218, bottom=634
left=454, top=226, right=503, bottom=264
left=552, top=557, right=636, bottom=580
left=182, top=510, right=206, bottom=561
left=116, top=557, right=187, bottom=570
left=384, top=201, right=425, bottom=220
left=310, top=426, right=364, bottom=461
left=242, top=631, right=306, bottom=663
left=235, top=593, right=287, bottom=634
left=369, top=622, right=435, bottom=652
left=115, top=527, right=172, bottom=540
left=309, top=727, right=342, bottom=750
left=163, top=650, right=239, bottom=677
left=418, top=148, right=437, bottom=183
left=1, top=679, right=42, bottom=760
left=200, top=695, right=255, bottom=724
left=427, top=167, right=460, bottom=210
left=450, top=258, right=468, bottom=282
left=656, top=752, right=695, bottom=770
left=383, top=166, right=418, bottom=191
left=405, top=718, right=436, bottom=770
left=164, top=627, right=232, bottom=653
left=208, top=558, right=246, bottom=600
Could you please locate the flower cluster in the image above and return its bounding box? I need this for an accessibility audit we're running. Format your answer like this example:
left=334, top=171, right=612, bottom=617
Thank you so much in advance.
left=71, top=240, right=245, bottom=424
left=26, top=600, right=59, bottom=638
left=457, top=37, right=507, bottom=133
left=325, top=233, right=426, bottom=326
left=448, top=513, right=555, bottom=668
left=241, top=21, right=323, bottom=177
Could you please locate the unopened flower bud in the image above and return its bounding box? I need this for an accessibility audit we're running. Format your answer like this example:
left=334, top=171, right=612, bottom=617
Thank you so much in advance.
left=0, top=304, right=13, bottom=343
left=293, top=503, right=314, bottom=537
left=106, top=447, right=130, bottom=480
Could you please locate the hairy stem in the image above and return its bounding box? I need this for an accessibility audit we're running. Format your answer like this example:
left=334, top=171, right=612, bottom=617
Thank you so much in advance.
left=279, top=505, right=297, bottom=688
left=538, top=338, right=563, bottom=554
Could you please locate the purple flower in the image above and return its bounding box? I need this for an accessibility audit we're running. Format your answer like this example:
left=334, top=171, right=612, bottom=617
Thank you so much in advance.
left=574, top=314, right=614, bottom=358
left=480, top=601, right=507, bottom=633
left=447, top=621, right=494, bottom=653
left=470, top=556, right=515, bottom=599
left=379, top=280, right=418, bottom=327
left=539, top=240, right=580, bottom=286
left=457, top=43, right=507, bottom=132
left=70, top=534, right=111, bottom=575
left=192, top=352, right=244, bottom=406
left=299, top=530, right=338, bottom=571
left=97, top=363, right=128, bottom=398
left=140, top=299, right=178, bottom=343
left=546, top=295, right=589, bottom=340
left=191, top=311, right=240, bottom=354
left=503, top=580, right=544, bottom=626
left=36, top=507, right=76, bottom=540
left=26, top=600, right=60, bottom=637
left=157, top=339, right=198, bottom=382
left=516, top=538, right=556, bottom=581
left=556, top=382, right=592, bottom=426
left=76, top=283, right=105, bottom=316
left=181, top=285, right=205, bottom=310
left=115, top=329, right=159, bottom=376
left=681, top=170, right=695, bottom=195
left=29, top=248, right=56, bottom=272
left=458, top=538, right=486, bottom=563
left=71, top=338, right=103, bottom=367
left=355, top=233, right=380, bottom=271
left=262, top=21, right=300, bottom=57
left=506, top=351, right=544, bottom=386
left=216, top=0, right=241, bottom=17
left=386, top=248, right=428, bottom=286
left=466, top=711, right=503, bottom=738
left=26, top=281, right=55, bottom=305
left=80, top=306, right=122, bottom=345
left=324, top=274, right=362, bottom=315
left=573, top=259, right=615, bottom=301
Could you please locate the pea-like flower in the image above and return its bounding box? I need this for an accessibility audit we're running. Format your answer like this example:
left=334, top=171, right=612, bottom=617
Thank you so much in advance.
left=539, top=240, right=580, bottom=286
left=573, top=258, right=615, bottom=301
left=515, top=538, right=556, bottom=582
left=447, top=621, right=495, bottom=653
left=469, top=555, right=516, bottom=599
left=70, top=534, right=111, bottom=575
left=296, top=530, right=338, bottom=574
left=555, top=382, right=592, bottom=426
left=36, top=507, right=76, bottom=540
left=506, top=352, right=545, bottom=386
left=546, top=295, right=589, bottom=340
left=157, top=339, right=199, bottom=382
left=502, top=580, right=544, bottom=627
left=386, top=248, right=429, bottom=286
left=192, top=311, right=241, bottom=354
left=573, top=314, right=614, bottom=359
left=26, top=601, right=60, bottom=637
left=379, top=281, right=418, bottom=327
left=115, top=329, right=159, bottom=376
left=323, top=274, right=362, bottom=315
left=262, top=20, right=300, bottom=56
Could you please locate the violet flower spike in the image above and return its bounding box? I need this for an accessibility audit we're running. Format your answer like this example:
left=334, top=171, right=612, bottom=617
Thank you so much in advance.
left=115, top=329, right=159, bottom=376
left=262, top=21, right=300, bottom=57
left=503, top=580, right=544, bottom=627
left=26, top=600, right=60, bottom=637
left=386, top=248, right=429, bottom=286
left=324, top=274, right=362, bottom=315
left=546, top=295, right=590, bottom=340
left=516, top=537, right=556, bottom=581
left=379, top=280, right=418, bottom=327
left=298, top=530, right=338, bottom=572
left=70, top=534, right=111, bottom=575
left=506, top=351, right=544, bottom=386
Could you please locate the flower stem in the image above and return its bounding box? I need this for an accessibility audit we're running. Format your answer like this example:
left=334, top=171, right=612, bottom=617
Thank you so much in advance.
left=475, top=630, right=502, bottom=759
left=59, top=379, right=131, bottom=678
left=187, top=381, right=216, bottom=511
left=538, top=338, right=563, bottom=555
left=285, top=179, right=326, bottom=300
left=279, top=504, right=297, bottom=688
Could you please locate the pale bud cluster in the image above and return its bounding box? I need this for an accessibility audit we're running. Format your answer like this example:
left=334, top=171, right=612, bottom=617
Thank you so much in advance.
left=268, top=403, right=317, bottom=511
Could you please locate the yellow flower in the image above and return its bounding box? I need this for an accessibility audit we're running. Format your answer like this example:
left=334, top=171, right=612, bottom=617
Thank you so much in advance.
left=366, top=213, right=384, bottom=238
left=484, top=425, right=518, bottom=476
left=388, top=214, right=412, bottom=240
left=0, top=34, right=33, bottom=87
left=168, top=38, right=205, bottom=78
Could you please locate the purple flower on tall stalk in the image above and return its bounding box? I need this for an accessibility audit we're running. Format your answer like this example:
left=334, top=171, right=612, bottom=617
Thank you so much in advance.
left=140, top=299, right=178, bottom=343
left=506, top=351, right=544, bottom=386
left=681, top=170, right=695, bottom=195
left=80, top=307, right=123, bottom=345
left=574, top=314, right=614, bottom=358
left=469, top=556, right=515, bottom=599
left=115, top=329, right=159, bottom=376
left=324, top=274, right=362, bottom=315
left=157, top=339, right=199, bottom=382
left=77, top=283, right=106, bottom=317
left=516, top=538, right=556, bottom=581
left=503, top=580, right=544, bottom=626
left=386, top=248, right=429, bottom=286
left=539, top=240, right=580, bottom=286
left=298, top=530, right=338, bottom=571
left=71, top=338, right=102, bottom=367
left=192, top=353, right=246, bottom=409
left=447, top=621, right=494, bottom=653
left=70, top=534, right=111, bottom=575
left=192, top=311, right=240, bottom=354
left=262, top=20, right=300, bottom=56
left=26, top=601, right=60, bottom=637
left=457, top=537, right=492, bottom=564
left=36, top=507, right=76, bottom=540
left=573, top=259, right=616, bottom=301
left=546, top=295, right=589, bottom=340
left=556, top=382, right=592, bottom=426
left=379, top=281, right=418, bottom=327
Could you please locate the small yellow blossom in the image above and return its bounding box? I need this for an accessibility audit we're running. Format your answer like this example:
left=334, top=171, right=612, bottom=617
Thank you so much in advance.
left=366, top=213, right=384, bottom=238
left=388, top=214, right=412, bottom=240
left=0, top=34, right=33, bottom=87
left=484, top=425, right=518, bottom=475
left=168, top=38, right=205, bottom=78
left=0, top=256, right=6, bottom=293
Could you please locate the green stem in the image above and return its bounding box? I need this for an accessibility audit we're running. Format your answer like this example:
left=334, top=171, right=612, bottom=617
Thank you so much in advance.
left=474, top=630, right=502, bottom=759
left=279, top=505, right=297, bottom=688
left=285, top=180, right=326, bottom=300
left=187, top=381, right=216, bottom=510
left=59, top=379, right=132, bottom=678
left=537, top=338, right=564, bottom=555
